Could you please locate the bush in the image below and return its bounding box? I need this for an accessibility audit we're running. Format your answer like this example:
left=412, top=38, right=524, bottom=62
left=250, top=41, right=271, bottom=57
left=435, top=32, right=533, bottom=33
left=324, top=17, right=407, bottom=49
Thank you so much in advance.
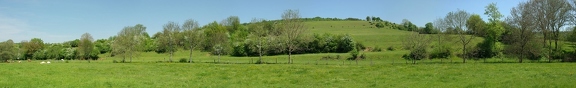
left=355, top=42, right=366, bottom=51
left=179, top=58, right=188, bottom=63
left=373, top=46, right=382, bottom=52
left=406, top=46, right=427, bottom=60
left=359, top=53, right=366, bottom=59
left=387, top=46, right=397, bottom=51
left=348, top=50, right=359, bottom=60
left=112, top=60, right=119, bottom=63
left=430, top=45, right=452, bottom=59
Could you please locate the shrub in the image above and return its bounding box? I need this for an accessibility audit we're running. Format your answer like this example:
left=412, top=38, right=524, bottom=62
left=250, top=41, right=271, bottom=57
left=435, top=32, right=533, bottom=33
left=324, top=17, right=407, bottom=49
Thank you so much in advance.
left=430, top=45, right=452, bottom=59
left=179, top=58, right=188, bottom=63
left=348, top=50, right=359, bottom=60
left=355, top=42, right=366, bottom=51
left=373, top=46, right=382, bottom=52
left=360, top=53, right=366, bottom=59
left=387, top=46, right=397, bottom=51
left=112, top=60, right=119, bottom=63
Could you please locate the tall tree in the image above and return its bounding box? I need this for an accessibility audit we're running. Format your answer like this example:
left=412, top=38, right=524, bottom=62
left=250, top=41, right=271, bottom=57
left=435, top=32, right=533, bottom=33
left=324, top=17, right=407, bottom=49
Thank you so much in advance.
left=0, top=40, right=16, bottom=62
left=249, top=18, right=269, bottom=63
left=157, top=22, right=180, bottom=62
left=22, top=38, right=44, bottom=60
left=78, top=33, right=94, bottom=61
left=526, top=0, right=572, bottom=62
left=504, top=1, right=541, bottom=63
left=443, top=10, right=472, bottom=63
left=281, top=9, right=306, bottom=64
left=112, top=24, right=147, bottom=62
left=182, top=19, right=203, bottom=63
left=202, top=21, right=228, bottom=63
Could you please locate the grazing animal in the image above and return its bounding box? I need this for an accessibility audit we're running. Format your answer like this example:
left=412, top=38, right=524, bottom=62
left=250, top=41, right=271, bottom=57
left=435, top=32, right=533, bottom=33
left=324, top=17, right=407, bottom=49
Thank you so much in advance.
left=41, top=61, right=46, bottom=64
left=47, top=61, right=51, bottom=64
left=18, top=61, right=21, bottom=63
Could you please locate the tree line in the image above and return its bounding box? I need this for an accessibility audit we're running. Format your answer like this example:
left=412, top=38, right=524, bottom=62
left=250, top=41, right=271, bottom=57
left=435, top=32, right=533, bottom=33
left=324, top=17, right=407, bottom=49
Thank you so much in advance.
left=0, top=9, right=361, bottom=63
left=403, top=0, right=576, bottom=63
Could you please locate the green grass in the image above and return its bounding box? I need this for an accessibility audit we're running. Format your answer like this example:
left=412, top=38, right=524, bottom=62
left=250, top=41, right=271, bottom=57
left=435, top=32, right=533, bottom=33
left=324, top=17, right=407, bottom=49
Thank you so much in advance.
left=4, top=21, right=574, bottom=87
left=2, top=62, right=575, bottom=87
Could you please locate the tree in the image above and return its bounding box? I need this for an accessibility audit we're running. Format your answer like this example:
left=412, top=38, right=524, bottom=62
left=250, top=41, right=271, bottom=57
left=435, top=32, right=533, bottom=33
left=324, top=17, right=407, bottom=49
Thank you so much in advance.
left=466, top=14, right=487, bottom=36
left=281, top=9, right=306, bottom=64
left=402, top=19, right=418, bottom=31
left=536, top=0, right=571, bottom=62
left=112, top=24, right=147, bottom=62
left=202, top=21, right=228, bottom=56
left=222, top=16, right=241, bottom=33
left=182, top=19, right=203, bottom=63
left=157, top=22, right=180, bottom=62
left=78, top=33, right=94, bottom=61
left=22, top=38, right=44, bottom=60
left=402, top=33, right=431, bottom=64
left=444, top=10, right=472, bottom=63
left=0, top=40, right=16, bottom=62
left=473, top=3, right=505, bottom=60
left=249, top=18, right=269, bottom=63
left=423, top=22, right=435, bottom=34
left=504, top=1, right=544, bottom=63
left=366, top=16, right=371, bottom=22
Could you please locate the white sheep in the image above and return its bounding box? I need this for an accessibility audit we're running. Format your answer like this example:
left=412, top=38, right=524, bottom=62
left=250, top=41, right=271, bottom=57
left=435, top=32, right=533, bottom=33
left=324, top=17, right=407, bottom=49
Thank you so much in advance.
left=40, top=61, right=46, bottom=64
left=18, top=61, right=21, bottom=63
left=47, top=61, right=51, bottom=64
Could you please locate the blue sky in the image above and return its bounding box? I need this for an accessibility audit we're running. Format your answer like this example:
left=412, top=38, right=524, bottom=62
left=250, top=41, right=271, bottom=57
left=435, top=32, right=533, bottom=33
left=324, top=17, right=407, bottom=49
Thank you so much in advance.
left=0, top=0, right=525, bottom=43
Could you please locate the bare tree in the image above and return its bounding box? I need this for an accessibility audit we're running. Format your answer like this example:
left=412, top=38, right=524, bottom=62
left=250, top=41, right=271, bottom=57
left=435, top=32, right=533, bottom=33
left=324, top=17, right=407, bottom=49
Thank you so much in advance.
left=441, top=10, right=473, bottom=63
left=524, top=0, right=572, bottom=62
left=281, top=9, right=306, bottom=64
left=182, top=19, right=202, bottom=63
left=505, top=2, right=541, bottom=63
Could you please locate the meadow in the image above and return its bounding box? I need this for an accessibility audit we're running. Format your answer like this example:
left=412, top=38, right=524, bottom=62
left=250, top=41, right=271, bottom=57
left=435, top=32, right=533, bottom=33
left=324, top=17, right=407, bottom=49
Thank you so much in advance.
left=2, top=61, right=576, bottom=87
left=2, top=21, right=575, bottom=87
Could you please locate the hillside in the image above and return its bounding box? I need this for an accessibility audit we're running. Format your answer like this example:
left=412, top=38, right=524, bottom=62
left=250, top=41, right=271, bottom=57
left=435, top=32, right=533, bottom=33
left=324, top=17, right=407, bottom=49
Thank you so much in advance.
left=99, top=21, right=485, bottom=64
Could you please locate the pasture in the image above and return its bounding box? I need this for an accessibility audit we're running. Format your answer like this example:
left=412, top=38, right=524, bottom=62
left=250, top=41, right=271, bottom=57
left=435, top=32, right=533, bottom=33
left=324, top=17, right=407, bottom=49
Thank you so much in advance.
left=2, top=21, right=575, bottom=87
left=1, top=61, right=575, bottom=87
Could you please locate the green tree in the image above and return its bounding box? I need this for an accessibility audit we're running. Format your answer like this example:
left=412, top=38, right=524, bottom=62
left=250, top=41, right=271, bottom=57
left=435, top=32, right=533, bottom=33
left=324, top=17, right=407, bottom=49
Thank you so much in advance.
left=182, top=19, right=203, bottom=63
left=474, top=3, right=505, bottom=60
left=157, top=22, right=180, bottom=62
left=366, top=16, right=371, bottom=22
left=423, top=22, right=435, bottom=34
left=78, top=33, right=94, bottom=61
left=22, top=38, right=44, bottom=60
left=112, top=24, right=147, bottom=62
left=281, top=9, right=306, bottom=64
left=0, top=40, right=16, bottom=62
left=402, top=33, right=431, bottom=64
left=466, top=14, right=486, bottom=36
left=249, top=18, right=269, bottom=63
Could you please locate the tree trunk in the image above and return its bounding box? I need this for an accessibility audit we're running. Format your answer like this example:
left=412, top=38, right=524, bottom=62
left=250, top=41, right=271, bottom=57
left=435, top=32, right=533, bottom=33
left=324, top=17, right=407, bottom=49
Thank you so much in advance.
left=189, top=46, right=193, bottom=63
left=258, top=40, right=262, bottom=63
left=169, top=52, right=173, bottom=63
left=463, top=46, right=467, bottom=63
left=288, top=49, right=292, bottom=64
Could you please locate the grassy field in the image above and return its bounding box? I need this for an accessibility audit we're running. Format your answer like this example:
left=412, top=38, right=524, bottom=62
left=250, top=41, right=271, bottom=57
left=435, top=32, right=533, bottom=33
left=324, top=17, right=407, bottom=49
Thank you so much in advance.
left=2, top=21, right=575, bottom=87
left=2, top=62, right=576, bottom=87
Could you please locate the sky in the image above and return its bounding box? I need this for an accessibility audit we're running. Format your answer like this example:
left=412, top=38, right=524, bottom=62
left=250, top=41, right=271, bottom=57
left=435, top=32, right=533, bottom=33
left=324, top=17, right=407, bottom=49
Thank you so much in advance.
left=0, top=0, right=525, bottom=43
